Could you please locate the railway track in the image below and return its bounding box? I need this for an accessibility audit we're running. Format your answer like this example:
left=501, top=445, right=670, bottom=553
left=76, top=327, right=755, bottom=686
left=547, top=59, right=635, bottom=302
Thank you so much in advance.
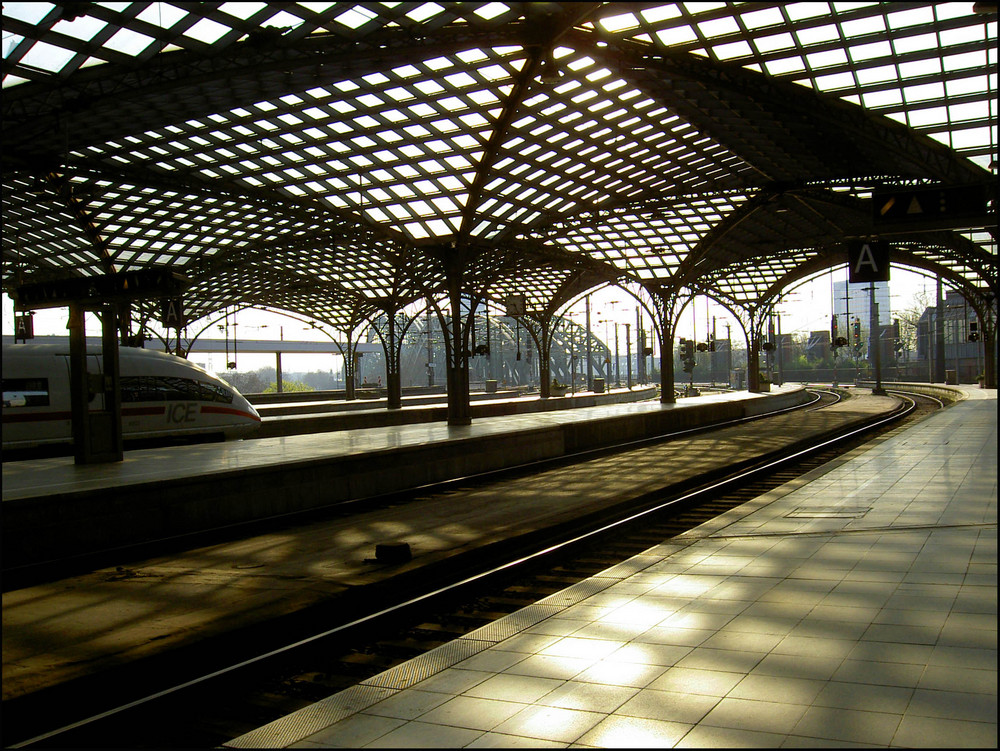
left=6, top=389, right=944, bottom=748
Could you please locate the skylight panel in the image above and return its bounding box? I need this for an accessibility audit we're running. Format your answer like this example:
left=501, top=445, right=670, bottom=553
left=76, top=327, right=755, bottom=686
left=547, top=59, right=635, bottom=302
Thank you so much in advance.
left=741, top=6, right=785, bottom=30
left=904, top=81, right=945, bottom=103
left=887, top=6, right=935, bottom=29
left=900, top=58, right=941, bottom=79
left=944, top=49, right=990, bottom=72
left=4, top=2, right=53, bottom=24
left=714, top=40, right=752, bottom=60
left=473, top=3, right=507, bottom=21
left=698, top=16, right=740, bottom=38
left=425, top=56, right=453, bottom=71
left=406, top=3, right=444, bottom=24
left=221, top=2, right=265, bottom=20
left=656, top=26, right=698, bottom=46
left=19, top=41, right=75, bottom=73
left=261, top=10, right=304, bottom=28
left=334, top=6, right=377, bottom=29
left=479, top=64, right=511, bottom=82
left=754, top=32, right=795, bottom=53
left=403, top=123, right=431, bottom=138
left=806, top=48, right=848, bottom=69
left=893, top=33, right=938, bottom=54
left=467, top=89, right=500, bottom=106
left=598, top=12, right=640, bottom=33
left=815, top=71, right=855, bottom=90
left=849, top=40, right=891, bottom=62
left=456, top=48, right=489, bottom=64
left=908, top=106, right=949, bottom=127
left=414, top=79, right=445, bottom=95
left=103, top=27, right=157, bottom=56
left=437, top=96, right=466, bottom=113
left=52, top=13, right=107, bottom=41
left=940, top=25, right=985, bottom=46
left=444, top=71, right=478, bottom=88
left=947, top=75, right=990, bottom=97
left=430, top=118, right=459, bottom=134
left=183, top=16, right=232, bottom=44
left=408, top=103, right=437, bottom=117
left=856, top=64, right=897, bottom=85
left=640, top=4, right=682, bottom=24
left=3, top=32, right=25, bottom=62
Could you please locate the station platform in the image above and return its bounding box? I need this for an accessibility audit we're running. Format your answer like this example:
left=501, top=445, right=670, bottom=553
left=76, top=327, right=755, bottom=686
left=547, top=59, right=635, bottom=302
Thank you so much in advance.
left=226, top=387, right=996, bottom=749
left=1, top=385, right=803, bottom=569
left=3, top=385, right=888, bottom=706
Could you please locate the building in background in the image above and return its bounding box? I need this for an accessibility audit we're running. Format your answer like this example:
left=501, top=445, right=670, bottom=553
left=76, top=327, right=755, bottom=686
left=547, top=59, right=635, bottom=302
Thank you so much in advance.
left=914, top=290, right=983, bottom=383
left=833, top=281, right=891, bottom=332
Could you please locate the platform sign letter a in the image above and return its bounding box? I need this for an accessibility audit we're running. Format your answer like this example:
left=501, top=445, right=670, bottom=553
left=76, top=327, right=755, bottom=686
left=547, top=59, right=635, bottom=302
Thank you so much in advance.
left=847, top=240, right=890, bottom=283
left=15, top=313, right=33, bottom=340
left=161, top=297, right=183, bottom=328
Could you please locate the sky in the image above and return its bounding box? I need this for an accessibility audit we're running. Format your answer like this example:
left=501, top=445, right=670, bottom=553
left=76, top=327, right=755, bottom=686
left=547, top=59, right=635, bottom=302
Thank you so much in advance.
left=2, top=265, right=937, bottom=374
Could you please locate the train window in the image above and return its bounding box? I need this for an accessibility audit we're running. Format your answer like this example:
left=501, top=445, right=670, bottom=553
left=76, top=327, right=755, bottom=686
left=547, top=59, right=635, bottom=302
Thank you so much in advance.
left=199, top=381, right=235, bottom=404
left=121, top=376, right=162, bottom=402
left=120, top=376, right=233, bottom=404
left=2, top=378, right=50, bottom=408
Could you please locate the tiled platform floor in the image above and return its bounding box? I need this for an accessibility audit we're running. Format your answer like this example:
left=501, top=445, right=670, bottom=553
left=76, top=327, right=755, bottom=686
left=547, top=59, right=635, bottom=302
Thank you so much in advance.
left=227, top=388, right=997, bottom=749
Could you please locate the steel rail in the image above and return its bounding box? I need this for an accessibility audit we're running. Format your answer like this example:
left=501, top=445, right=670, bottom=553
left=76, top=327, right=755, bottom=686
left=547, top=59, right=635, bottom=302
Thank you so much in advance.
left=9, top=388, right=922, bottom=748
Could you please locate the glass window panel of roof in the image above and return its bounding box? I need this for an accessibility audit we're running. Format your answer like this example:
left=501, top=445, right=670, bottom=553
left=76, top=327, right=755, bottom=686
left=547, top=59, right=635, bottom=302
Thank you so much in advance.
left=102, top=26, right=157, bottom=57
left=52, top=13, right=107, bottom=42
left=221, top=2, right=266, bottom=20
left=406, top=3, right=446, bottom=24
left=17, top=40, right=76, bottom=74
left=260, top=10, right=305, bottom=29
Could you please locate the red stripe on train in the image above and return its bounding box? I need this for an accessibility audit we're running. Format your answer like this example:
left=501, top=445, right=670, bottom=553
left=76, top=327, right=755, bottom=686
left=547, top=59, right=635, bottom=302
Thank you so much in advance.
left=200, top=405, right=262, bottom=422
left=3, top=405, right=256, bottom=423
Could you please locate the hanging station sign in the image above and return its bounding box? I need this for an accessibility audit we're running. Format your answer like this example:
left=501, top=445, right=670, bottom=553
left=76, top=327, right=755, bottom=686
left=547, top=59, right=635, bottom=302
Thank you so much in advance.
left=846, top=239, right=890, bottom=283
left=14, top=269, right=188, bottom=310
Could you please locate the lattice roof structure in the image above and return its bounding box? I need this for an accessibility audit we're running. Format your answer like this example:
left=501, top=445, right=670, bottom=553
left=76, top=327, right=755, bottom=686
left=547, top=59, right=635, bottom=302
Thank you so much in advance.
left=2, top=1, right=997, bottom=335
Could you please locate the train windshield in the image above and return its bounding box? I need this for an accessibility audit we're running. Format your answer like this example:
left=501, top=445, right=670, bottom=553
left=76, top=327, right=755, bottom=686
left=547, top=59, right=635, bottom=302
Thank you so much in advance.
left=120, top=376, right=235, bottom=404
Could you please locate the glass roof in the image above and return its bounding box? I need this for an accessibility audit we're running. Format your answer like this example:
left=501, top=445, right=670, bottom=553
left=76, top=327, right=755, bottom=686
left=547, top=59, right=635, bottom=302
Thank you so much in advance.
left=2, top=2, right=996, bottom=330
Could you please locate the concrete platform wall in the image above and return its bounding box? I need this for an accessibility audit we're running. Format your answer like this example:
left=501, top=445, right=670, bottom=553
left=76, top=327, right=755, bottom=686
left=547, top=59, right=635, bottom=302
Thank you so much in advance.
left=256, top=386, right=658, bottom=437
left=2, top=387, right=808, bottom=569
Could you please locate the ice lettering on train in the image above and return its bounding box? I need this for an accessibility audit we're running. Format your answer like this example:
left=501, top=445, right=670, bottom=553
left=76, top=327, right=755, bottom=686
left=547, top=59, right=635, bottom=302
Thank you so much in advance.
left=167, top=402, right=198, bottom=423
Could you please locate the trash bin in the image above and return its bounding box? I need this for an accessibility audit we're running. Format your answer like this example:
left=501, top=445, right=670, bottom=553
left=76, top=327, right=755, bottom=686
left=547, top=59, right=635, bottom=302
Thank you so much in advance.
left=945, top=369, right=957, bottom=385
left=485, top=379, right=498, bottom=393
left=592, top=377, right=605, bottom=393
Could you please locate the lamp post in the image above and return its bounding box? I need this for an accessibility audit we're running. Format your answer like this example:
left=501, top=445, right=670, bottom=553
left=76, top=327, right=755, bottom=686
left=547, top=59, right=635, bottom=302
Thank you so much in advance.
left=614, top=322, right=621, bottom=387
left=426, top=309, right=434, bottom=387
left=607, top=300, right=620, bottom=387
left=625, top=322, right=632, bottom=389
left=585, top=295, right=593, bottom=390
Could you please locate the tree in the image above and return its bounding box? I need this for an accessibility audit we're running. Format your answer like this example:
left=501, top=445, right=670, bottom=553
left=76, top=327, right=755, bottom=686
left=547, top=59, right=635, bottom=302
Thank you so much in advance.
left=221, top=369, right=267, bottom=394
left=895, top=288, right=933, bottom=359
left=264, top=380, right=313, bottom=393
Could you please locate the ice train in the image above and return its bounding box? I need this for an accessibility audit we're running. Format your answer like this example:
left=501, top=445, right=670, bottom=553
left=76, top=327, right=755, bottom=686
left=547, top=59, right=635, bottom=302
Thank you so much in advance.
left=2, top=343, right=261, bottom=450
